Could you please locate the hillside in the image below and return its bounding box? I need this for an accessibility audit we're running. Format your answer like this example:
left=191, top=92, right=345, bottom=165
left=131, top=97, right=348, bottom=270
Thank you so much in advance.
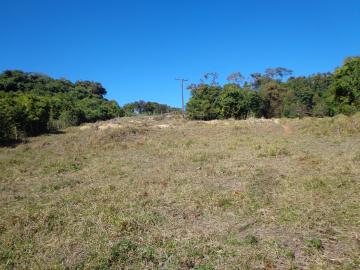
left=1, top=115, right=359, bottom=269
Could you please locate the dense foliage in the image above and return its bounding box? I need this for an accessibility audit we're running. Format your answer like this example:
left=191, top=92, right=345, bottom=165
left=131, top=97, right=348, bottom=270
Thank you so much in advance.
left=0, top=70, right=124, bottom=142
left=123, top=100, right=180, bottom=116
left=186, top=57, right=360, bottom=120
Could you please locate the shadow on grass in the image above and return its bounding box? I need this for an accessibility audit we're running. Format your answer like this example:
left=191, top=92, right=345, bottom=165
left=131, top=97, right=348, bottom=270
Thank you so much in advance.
left=0, top=130, right=66, bottom=148
left=46, top=130, right=66, bottom=135
left=0, top=139, right=25, bottom=148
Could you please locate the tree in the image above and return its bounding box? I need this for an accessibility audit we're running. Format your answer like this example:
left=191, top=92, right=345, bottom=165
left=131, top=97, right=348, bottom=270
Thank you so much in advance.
left=265, top=67, right=293, bottom=80
left=58, top=108, right=85, bottom=128
left=284, top=77, right=314, bottom=117
left=227, top=72, right=244, bottom=86
left=0, top=98, right=15, bottom=141
left=330, top=57, right=360, bottom=114
left=123, top=100, right=178, bottom=115
left=259, top=81, right=288, bottom=118
left=219, top=84, right=252, bottom=119
left=283, top=73, right=333, bottom=117
left=250, top=72, right=271, bottom=90
left=202, top=72, right=219, bottom=86
left=75, top=81, right=107, bottom=97
left=248, top=92, right=266, bottom=118
left=186, top=84, right=221, bottom=120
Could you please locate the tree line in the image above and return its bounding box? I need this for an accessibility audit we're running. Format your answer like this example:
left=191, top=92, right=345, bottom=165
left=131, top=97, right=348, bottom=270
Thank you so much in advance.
left=186, top=57, right=360, bottom=120
left=123, top=100, right=180, bottom=116
left=0, top=70, right=125, bottom=143
left=0, top=70, right=182, bottom=143
left=1, top=57, right=359, bottom=143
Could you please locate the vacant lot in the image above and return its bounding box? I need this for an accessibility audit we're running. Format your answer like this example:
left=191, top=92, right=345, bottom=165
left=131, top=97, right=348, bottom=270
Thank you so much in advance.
left=1, top=114, right=359, bottom=269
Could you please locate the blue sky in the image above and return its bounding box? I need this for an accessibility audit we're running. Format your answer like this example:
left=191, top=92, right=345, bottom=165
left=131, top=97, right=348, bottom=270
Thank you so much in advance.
left=1, top=0, right=359, bottom=107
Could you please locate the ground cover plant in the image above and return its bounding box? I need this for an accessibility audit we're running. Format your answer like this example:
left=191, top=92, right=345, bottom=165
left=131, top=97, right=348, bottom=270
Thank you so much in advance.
left=1, top=113, right=359, bottom=269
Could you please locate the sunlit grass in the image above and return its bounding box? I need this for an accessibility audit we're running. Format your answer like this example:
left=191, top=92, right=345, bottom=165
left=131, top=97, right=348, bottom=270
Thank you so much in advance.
left=0, top=114, right=359, bottom=269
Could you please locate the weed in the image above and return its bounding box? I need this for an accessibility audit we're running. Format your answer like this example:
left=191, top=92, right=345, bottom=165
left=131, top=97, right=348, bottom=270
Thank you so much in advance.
left=244, top=234, right=258, bottom=245
left=44, top=159, right=82, bottom=175
left=217, top=197, right=233, bottom=208
left=285, top=250, right=295, bottom=260
left=190, top=152, right=210, bottom=163
left=185, top=139, right=195, bottom=147
left=303, top=177, right=327, bottom=191
left=306, top=238, right=323, bottom=250
left=258, top=143, right=289, bottom=157
left=141, top=246, right=156, bottom=262
left=106, top=239, right=138, bottom=267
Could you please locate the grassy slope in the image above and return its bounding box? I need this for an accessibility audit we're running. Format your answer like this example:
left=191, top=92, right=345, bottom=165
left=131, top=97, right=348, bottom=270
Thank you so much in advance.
left=0, top=114, right=359, bottom=269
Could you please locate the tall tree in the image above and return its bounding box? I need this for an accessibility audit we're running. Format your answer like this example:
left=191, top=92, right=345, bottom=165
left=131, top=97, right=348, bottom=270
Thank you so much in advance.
left=202, top=72, right=219, bottom=86
left=186, top=84, right=222, bottom=120
left=265, top=67, right=293, bottom=80
left=330, top=57, right=360, bottom=114
left=227, top=72, right=244, bottom=86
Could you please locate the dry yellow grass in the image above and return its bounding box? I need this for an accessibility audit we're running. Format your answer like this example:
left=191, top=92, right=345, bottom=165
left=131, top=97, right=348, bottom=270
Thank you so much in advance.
left=0, top=114, right=360, bottom=269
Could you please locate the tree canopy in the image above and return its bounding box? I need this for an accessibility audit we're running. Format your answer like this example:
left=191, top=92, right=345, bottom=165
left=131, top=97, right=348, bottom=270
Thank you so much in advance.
left=186, top=57, right=360, bottom=120
left=0, top=70, right=124, bottom=143
left=123, top=100, right=180, bottom=116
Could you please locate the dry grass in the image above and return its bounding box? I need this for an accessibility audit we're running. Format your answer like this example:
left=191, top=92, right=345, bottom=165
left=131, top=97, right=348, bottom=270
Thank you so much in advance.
left=0, top=114, right=359, bottom=269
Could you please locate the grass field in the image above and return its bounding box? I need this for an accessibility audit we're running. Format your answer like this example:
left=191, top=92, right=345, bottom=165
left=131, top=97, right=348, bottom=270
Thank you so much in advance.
left=1, top=114, right=360, bottom=269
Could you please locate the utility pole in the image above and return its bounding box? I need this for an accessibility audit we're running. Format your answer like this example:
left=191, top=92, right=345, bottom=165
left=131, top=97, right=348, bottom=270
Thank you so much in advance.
left=175, top=78, right=188, bottom=116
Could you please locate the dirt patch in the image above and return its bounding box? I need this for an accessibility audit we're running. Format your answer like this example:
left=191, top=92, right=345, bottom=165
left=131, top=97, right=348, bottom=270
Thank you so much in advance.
left=97, top=123, right=123, bottom=130
left=282, top=124, right=292, bottom=135
left=154, top=124, right=171, bottom=129
left=79, top=125, right=91, bottom=130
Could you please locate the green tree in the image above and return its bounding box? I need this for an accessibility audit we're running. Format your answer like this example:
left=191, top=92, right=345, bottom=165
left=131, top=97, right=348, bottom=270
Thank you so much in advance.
left=186, top=84, right=221, bottom=120
left=123, top=100, right=178, bottom=115
left=259, top=81, right=288, bottom=118
left=0, top=98, right=15, bottom=141
left=330, top=57, right=360, bottom=114
left=74, top=81, right=107, bottom=97
left=220, top=84, right=251, bottom=119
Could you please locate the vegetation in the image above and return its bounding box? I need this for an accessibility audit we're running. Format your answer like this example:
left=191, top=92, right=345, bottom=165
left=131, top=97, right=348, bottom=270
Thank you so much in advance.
left=186, top=57, right=360, bottom=120
left=1, top=57, right=359, bottom=268
left=123, top=100, right=180, bottom=116
left=0, top=70, right=124, bottom=143
left=0, top=114, right=359, bottom=268
left=2, top=56, right=358, bottom=142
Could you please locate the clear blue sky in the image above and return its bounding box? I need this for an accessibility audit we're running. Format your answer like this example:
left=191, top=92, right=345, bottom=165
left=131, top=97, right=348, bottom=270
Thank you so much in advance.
left=1, top=0, right=359, bottom=107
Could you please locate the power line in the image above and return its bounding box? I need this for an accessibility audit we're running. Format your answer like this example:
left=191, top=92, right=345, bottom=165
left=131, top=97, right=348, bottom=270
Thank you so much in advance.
left=175, top=78, right=188, bottom=116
